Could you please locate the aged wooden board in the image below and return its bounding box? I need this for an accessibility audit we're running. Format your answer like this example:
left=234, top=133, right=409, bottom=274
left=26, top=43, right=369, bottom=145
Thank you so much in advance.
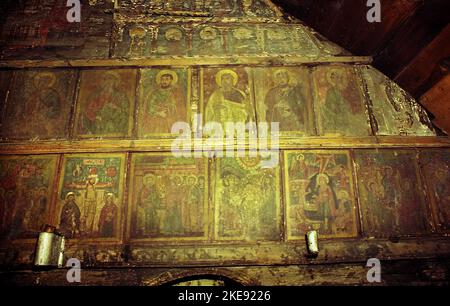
left=116, top=0, right=281, bottom=18
left=156, top=25, right=189, bottom=57
left=56, top=153, right=126, bottom=241
left=262, top=25, right=320, bottom=56
left=360, top=66, right=435, bottom=136
left=192, top=26, right=224, bottom=56
left=284, top=150, right=358, bottom=239
left=253, top=67, right=315, bottom=135
left=1, top=137, right=449, bottom=155
left=202, top=67, right=256, bottom=130
left=213, top=157, right=281, bottom=241
left=112, top=22, right=321, bottom=58
left=0, top=155, right=58, bottom=241
left=226, top=25, right=263, bottom=55
left=0, top=56, right=373, bottom=69
left=74, top=69, right=137, bottom=139
left=138, top=68, right=191, bottom=137
left=0, top=0, right=113, bottom=60
left=0, top=70, right=13, bottom=128
left=128, top=154, right=208, bottom=241
left=419, top=149, right=450, bottom=232
left=1, top=69, right=77, bottom=140
left=354, top=149, right=431, bottom=237
left=1, top=257, right=450, bottom=286
left=312, top=65, right=371, bottom=136
left=4, top=231, right=450, bottom=268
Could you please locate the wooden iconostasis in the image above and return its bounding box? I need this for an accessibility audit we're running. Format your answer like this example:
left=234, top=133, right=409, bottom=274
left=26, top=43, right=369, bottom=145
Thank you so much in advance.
left=0, top=1, right=449, bottom=270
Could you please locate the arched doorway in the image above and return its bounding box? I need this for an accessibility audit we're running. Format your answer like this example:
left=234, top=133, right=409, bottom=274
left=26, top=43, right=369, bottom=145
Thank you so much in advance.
left=163, top=274, right=243, bottom=286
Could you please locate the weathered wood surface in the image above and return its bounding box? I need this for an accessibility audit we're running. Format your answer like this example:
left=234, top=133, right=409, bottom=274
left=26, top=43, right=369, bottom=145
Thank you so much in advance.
left=1, top=258, right=449, bottom=286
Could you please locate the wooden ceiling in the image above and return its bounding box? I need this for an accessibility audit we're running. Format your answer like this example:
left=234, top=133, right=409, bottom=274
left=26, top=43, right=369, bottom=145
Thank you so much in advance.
left=274, top=0, right=450, bottom=133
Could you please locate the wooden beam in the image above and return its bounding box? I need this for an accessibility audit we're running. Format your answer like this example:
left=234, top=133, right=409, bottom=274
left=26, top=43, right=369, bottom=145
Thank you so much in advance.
left=420, top=73, right=450, bottom=134
left=374, top=0, right=450, bottom=79
left=395, top=25, right=450, bottom=97
left=0, top=55, right=373, bottom=69
left=0, top=137, right=449, bottom=155
left=273, top=0, right=420, bottom=56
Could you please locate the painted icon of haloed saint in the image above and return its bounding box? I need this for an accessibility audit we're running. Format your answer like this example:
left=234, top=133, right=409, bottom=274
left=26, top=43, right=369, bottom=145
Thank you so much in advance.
left=205, top=69, right=253, bottom=128
left=140, top=69, right=188, bottom=136
left=261, top=68, right=309, bottom=132
left=314, top=66, right=369, bottom=136
left=284, top=151, right=357, bottom=238
left=76, top=70, right=136, bottom=137
left=1, top=70, right=76, bottom=139
left=58, top=154, right=125, bottom=239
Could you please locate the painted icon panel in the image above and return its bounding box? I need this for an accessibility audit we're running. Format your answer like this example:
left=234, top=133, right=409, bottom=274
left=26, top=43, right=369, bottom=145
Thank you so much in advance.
left=192, top=26, right=224, bottom=56
left=284, top=150, right=358, bottom=239
left=312, top=65, right=370, bottom=136
left=227, top=26, right=263, bottom=55
left=361, top=66, right=435, bottom=136
left=155, top=25, right=188, bottom=56
left=1, top=69, right=76, bottom=140
left=56, top=153, right=126, bottom=240
left=113, top=24, right=155, bottom=58
left=75, top=69, right=137, bottom=138
left=355, top=150, right=430, bottom=237
left=202, top=67, right=256, bottom=130
left=138, top=68, right=191, bottom=137
left=0, top=155, right=58, bottom=240
left=214, top=156, right=281, bottom=241
left=254, top=67, right=315, bottom=135
left=419, top=150, right=450, bottom=232
left=117, top=0, right=279, bottom=18
left=129, top=154, right=208, bottom=241
left=263, top=25, right=319, bottom=56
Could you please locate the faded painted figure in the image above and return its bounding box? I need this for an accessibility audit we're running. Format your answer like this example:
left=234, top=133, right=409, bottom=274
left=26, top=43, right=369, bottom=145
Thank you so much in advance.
left=59, top=192, right=81, bottom=238
left=420, top=150, right=450, bottom=231
left=98, top=193, right=118, bottom=237
left=131, top=155, right=207, bottom=240
left=355, top=150, right=429, bottom=237
left=76, top=70, right=136, bottom=137
left=313, top=66, right=370, bottom=136
left=205, top=69, right=252, bottom=128
left=83, top=73, right=129, bottom=134
left=1, top=70, right=76, bottom=139
left=285, top=151, right=357, bottom=238
left=0, top=156, right=57, bottom=240
left=216, top=157, right=280, bottom=241
left=141, top=69, right=188, bottom=135
left=264, top=69, right=306, bottom=131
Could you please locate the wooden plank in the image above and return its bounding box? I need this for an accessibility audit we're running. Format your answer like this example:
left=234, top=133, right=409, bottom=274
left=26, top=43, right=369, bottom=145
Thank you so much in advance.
left=420, top=74, right=450, bottom=134
left=0, top=258, right=449, bottom=286
left=349, top=0, right=420, bottom=55
left=0, top=137, right=449, bottom=155
left=0, top=55, right=373, bottom=68
left=274, top=0, right=420, bottom=56
left=374, top=0, right=450, bottom=79
left=395, top=25, right=450, bottom=97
